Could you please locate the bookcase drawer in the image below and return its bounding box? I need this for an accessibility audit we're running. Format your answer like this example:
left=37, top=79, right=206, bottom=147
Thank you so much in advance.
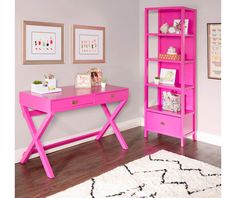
left=146, top=112, right=181, bottom=137
left=52, top=95, right=93, bottom=112
left=95, top=90, right=128, bottom=104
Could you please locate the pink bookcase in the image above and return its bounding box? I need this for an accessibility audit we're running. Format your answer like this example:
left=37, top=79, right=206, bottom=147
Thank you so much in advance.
left=144, top=6, right=196, bottom=147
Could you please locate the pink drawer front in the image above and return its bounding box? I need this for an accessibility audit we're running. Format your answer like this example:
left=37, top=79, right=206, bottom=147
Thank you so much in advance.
left=95, top=90, right=128, bottom=104
left=146, top=112, right=181, bottom=137
left=51, top=95, right=93, bottom=112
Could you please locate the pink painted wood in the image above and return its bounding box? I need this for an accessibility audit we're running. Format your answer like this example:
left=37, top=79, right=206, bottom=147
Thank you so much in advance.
left=20, top=105, right=55, bottom=178
left=96, top=101, right=128, bottom=150
left=144, top=8, right=149, bottom=138
left=19, top=85, right=129, bottom=178
left=31, top=131, right=100, bottom=154
left=144, top=7, right=196, bottom=147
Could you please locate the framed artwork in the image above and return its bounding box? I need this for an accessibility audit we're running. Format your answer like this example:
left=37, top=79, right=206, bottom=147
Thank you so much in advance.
left=207, top=23, right=221, bottom=80
left=160, top=68, right=176, bottom=85
left=75, top=73, right=91, bottom=88
left=22, top=21, right=64, bottom=64
left=88, top=68, right=102, bottom=86
left=73, top=25, right=105, bottom=64
left=173, top=19, right=189, bottom=34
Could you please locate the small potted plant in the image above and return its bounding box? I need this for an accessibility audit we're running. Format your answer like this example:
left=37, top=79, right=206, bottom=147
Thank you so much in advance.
left=101, top=78, right=107, bottom=88
left=154, top=76, right=160, bottom=84
left=31, top=80, right=43, bottom=91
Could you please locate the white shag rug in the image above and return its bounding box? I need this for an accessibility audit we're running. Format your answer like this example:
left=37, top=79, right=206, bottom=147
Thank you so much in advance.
left=48, top=150, right=221, bottom=198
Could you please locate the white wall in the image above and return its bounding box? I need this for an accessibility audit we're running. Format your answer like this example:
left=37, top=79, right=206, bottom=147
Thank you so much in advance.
left=139, top=0, right=221, bottom=136
left=15, top=0, right=141, bottom=150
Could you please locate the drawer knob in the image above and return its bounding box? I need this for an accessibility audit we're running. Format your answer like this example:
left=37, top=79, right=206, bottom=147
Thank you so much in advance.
left=160, top=121, right=165, bottom=126
left=110, top=94, right=115, bottom=98
left=72, top=100, right=78, bottom=105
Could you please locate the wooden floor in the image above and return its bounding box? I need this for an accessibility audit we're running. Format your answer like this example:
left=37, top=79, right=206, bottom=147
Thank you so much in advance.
left=15, top=127, right=221, bottom=198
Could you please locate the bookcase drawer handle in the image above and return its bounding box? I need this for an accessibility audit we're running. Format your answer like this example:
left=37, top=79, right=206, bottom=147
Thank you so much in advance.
left=160, top=121, right=165, bottom=126
left=71, top=100, right=78, bottom=105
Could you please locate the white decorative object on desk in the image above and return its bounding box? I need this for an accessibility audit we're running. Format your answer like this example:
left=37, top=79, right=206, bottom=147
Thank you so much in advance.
left=31, top=84, right=43, bottom=91
left=31, top=80, right=43, bottom=92
left=101, top=81, right=106, bottom=88
left=31, top=77, right=62, bottom=94
left=44, top=74, right=57, bottom=90
left=31, top=88, right=62, bottom=94
left=45, top=78, right=56, bottom=90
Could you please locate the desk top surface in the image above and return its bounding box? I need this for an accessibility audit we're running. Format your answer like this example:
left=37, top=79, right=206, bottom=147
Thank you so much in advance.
left=20, top=85, right=128, bottom=100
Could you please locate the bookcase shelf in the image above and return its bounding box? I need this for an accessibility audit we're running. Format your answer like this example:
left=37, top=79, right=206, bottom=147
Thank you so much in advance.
left=146, top=6, right=196, bottom=12
left=158, top=33, right=194, bottom=37
left=144, top=6, right=197, bottom=147
left=146, top=33, right=195, bottom=37
left=147, top=105, right=194, bottom=118
left=146, top=58, right=195, bottom=64
left=146, top=83, right=194, bottom=91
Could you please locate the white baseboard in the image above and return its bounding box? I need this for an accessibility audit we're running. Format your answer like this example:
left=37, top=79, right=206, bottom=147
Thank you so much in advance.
left=186, top=131, right=221, bottom=146
left=139, top=117, right=221, bottom=147
left=15, top=117, right=141, bottom=163
left=15, top=117, right=221, bottom=163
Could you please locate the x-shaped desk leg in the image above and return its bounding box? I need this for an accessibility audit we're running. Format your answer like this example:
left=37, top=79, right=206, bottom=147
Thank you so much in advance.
left=20, top=105, right=55, bottom=178
left=96, top=100, right=128, bottom=150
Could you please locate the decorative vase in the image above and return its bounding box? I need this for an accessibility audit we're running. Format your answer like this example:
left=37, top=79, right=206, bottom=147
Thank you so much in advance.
left=101, top=82, right=106, bottom=88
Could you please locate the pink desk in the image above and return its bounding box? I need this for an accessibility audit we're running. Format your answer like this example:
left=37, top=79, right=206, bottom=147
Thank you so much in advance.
left=19, top=85, right=129, bottom=178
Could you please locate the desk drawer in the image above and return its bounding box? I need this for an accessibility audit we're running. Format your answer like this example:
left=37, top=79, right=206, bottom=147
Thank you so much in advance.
left=146, top=112, right=181, bottom=137
left=95, top=90, right=128, bottom=104
left=52, top=95, right=93, bottom=112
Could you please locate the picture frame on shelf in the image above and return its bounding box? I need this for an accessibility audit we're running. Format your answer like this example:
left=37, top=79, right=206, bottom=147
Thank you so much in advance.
left=75, top=73, right=91, bottom=88
left=159, top=68, right=176, bottom=85
left=173, top=19, right=189, bottom=34
left=22, top=21, right=64, bottom=64
left=207, top=23, right=221, bottom=80
left=72, top=25, right=105, bottom=64
left=88, top=68, right=103, bottom=86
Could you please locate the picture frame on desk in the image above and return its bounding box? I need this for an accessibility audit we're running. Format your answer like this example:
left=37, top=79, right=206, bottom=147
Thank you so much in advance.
left=72, top=25, right=105, bottom=64
left=207, top=23, right=221, bottom=80
left=75, top=73, right=91, bottom=88
left=89, top=68, right=103, bottom=86
left=22, top=21, right=64, bottom=64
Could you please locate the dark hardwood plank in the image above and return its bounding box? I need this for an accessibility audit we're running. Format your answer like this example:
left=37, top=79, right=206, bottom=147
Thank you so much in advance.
left=15, top=127, right=221, bottom=198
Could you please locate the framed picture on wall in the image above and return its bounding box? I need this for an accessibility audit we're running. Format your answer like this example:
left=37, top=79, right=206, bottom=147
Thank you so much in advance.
left=22, top=21, right=64, bottom=64
left=72, top=25, right=105, bottom=64
left=207, top=23, right=221, bottom=80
